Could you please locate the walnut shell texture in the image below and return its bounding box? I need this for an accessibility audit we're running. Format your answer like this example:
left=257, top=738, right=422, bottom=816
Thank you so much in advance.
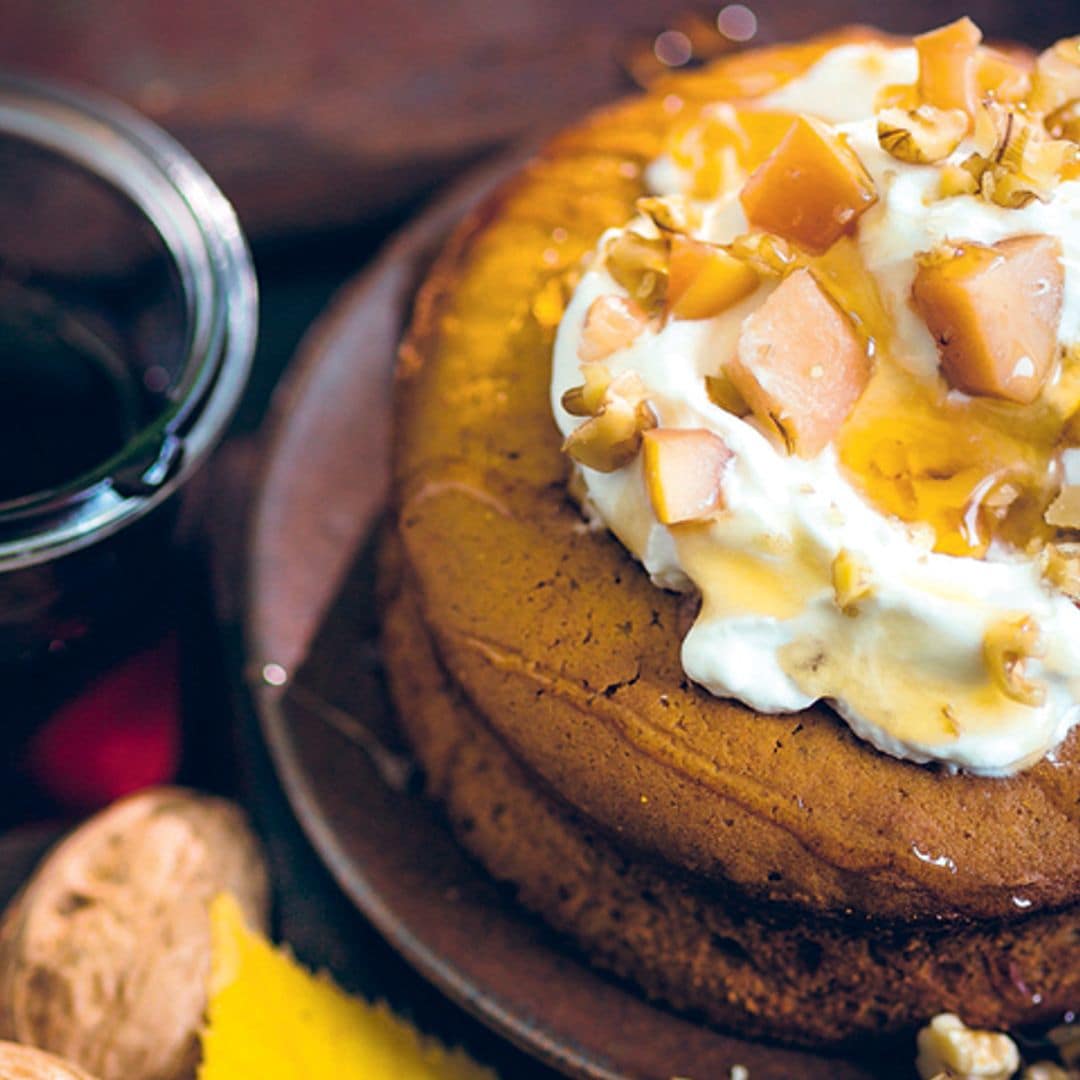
left=0, top=1042, right=99, bottom=1080
left=0, top=788, right=269, bottom=1080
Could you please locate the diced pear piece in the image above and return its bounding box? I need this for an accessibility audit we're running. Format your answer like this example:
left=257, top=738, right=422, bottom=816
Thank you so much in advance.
left=739, top=117, right=877, bottom=254
left=642, top=428, right=732, bottom=525
left=578, top=295, right=650, bottom=362
left=730, top=269, right=871, bottom=457
left=912, top=235, right=1064, bottom=405
left=975, top=48, right=1032, bottom=104
left=667, top=236, right=759, bottom=321
left=914, top=17, right=982, bottom=118
left=1028, top=36, right=1080, bottom=116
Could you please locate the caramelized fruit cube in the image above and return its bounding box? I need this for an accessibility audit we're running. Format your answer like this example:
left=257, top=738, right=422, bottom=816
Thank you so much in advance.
left=667, top=236, right=759, bottom=320
left=642, top=428, right=732, bottom=524
left=975, top=48, right=1032, bottom=104
left=739, top=116, right=877, bottom=254
left=578, top=295, right=650, bottom=362
left=912, top=235, right=1064, bottom=405
left=1028, top=36, right=1080, bottom=116
left=914, top=17, right=982, bottom=118
left=730, top=269, right=870, bottom=457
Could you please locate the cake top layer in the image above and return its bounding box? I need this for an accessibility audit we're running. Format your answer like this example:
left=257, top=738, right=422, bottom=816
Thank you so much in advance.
left=552, top=22, right=1080, bottom=775
left=395, top=25, right=1080, bottom=920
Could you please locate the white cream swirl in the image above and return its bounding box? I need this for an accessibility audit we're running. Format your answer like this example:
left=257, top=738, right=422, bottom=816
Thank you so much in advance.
left=551, top=43, right=1080, bottom=775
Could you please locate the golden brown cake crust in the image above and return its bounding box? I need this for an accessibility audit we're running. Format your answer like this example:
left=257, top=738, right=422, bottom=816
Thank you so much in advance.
left=389, top=26, right=1080, bottom=925
left=380, top=557, right=1080, bottom=1047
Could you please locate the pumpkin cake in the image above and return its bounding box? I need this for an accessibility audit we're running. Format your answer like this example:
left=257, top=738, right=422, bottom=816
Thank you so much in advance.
left=380, top=22, right=1080, bottom=1048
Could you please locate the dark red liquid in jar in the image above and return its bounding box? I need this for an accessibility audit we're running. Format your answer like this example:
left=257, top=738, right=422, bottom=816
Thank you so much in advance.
left=0, top=288, right=142, bottom=503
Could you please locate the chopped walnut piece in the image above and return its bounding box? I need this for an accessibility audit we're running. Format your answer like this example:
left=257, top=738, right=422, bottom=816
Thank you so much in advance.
left=915, top=1014, right=1021, bottom=1080
left=1045, top=486, right=1080, bottom=529
left=912, top=235, right=1064, bottom=405
left=939, top=161, right=982, bottom=198
left=831, top=549, right=872, bottom=614
left=728, top=232, right=800, bottom=277
left=878, top=106, right=968, bottom=164
left=561, top=362, right=613, bottom=417
left=635, top=195, right=700, bottom=235
left=605, top=230, right=668, bottom=313
left=578, top=295, right=651, bottom=363
left=562, top=372, right=656, bottom=473
left=705, top=371, right=751, bottom=417
left=914, top=18, right=983, bottom=120
left=1041, top=542, right=1080, bottom=601
left=739, top=116, right=877, bottom=254
left=730, top=269, right=870, bottom=457
left=667, top=236, right=759, bottom=320
left=983, top=616, right=1047, bottom=707
left=642, top=428, right=732, bottom=525
left=1049, top=1023, right=1080, bottom=1069
left=1021, top=1063, right=1073, bottom=1080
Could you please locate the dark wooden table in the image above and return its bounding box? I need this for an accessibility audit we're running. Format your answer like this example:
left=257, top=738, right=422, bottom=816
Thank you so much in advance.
left=2, top=2, right=1077, bottom=1075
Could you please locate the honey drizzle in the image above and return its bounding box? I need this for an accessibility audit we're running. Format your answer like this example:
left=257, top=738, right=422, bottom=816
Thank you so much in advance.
left=664, top=98, right=1076, bottom=561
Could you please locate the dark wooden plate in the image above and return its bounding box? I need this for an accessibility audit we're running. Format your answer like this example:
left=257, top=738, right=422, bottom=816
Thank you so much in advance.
left=243, top=155, right=904, bottom=1080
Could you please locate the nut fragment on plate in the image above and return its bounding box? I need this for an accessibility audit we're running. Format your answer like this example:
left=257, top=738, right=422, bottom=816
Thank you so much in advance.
left=916, top=1013, right=1021, bottom=1080
left=0, top=1042, right=100, bottom=1080
left=0, top=787, right=269, bottom=1080
left=1020, top=1064, right=1074, bottom=1080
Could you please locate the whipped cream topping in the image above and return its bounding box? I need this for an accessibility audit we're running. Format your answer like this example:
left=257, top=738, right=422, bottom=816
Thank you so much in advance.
left=551, top=41, right=1080, bottom=775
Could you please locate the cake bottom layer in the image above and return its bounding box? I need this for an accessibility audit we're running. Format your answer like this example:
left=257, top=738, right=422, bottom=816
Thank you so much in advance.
left=379, top=552, right=1080, bottom=1048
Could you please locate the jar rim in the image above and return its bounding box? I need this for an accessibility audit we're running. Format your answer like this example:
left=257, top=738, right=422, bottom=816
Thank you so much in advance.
left=0, top=73, right=257, bottom=569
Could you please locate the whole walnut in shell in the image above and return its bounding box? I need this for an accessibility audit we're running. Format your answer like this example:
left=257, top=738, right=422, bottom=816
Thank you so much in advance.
left=0, top=788, right=268, bottom=1080
left=0, top=1041, right=99, bottom=1080
left=0, top=1042, right=99, bottom=1080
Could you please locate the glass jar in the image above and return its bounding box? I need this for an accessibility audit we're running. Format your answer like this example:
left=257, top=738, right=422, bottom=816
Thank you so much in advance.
left=0, top=73, right=257, bottom=664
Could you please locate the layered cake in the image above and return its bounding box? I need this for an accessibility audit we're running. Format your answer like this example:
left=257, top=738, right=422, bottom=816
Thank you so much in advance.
left=381, top=20, right=1080, bottom=1049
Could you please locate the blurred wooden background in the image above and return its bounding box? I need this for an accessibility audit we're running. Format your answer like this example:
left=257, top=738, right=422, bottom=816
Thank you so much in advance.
left=3, top=0, right=1066, bottom=244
